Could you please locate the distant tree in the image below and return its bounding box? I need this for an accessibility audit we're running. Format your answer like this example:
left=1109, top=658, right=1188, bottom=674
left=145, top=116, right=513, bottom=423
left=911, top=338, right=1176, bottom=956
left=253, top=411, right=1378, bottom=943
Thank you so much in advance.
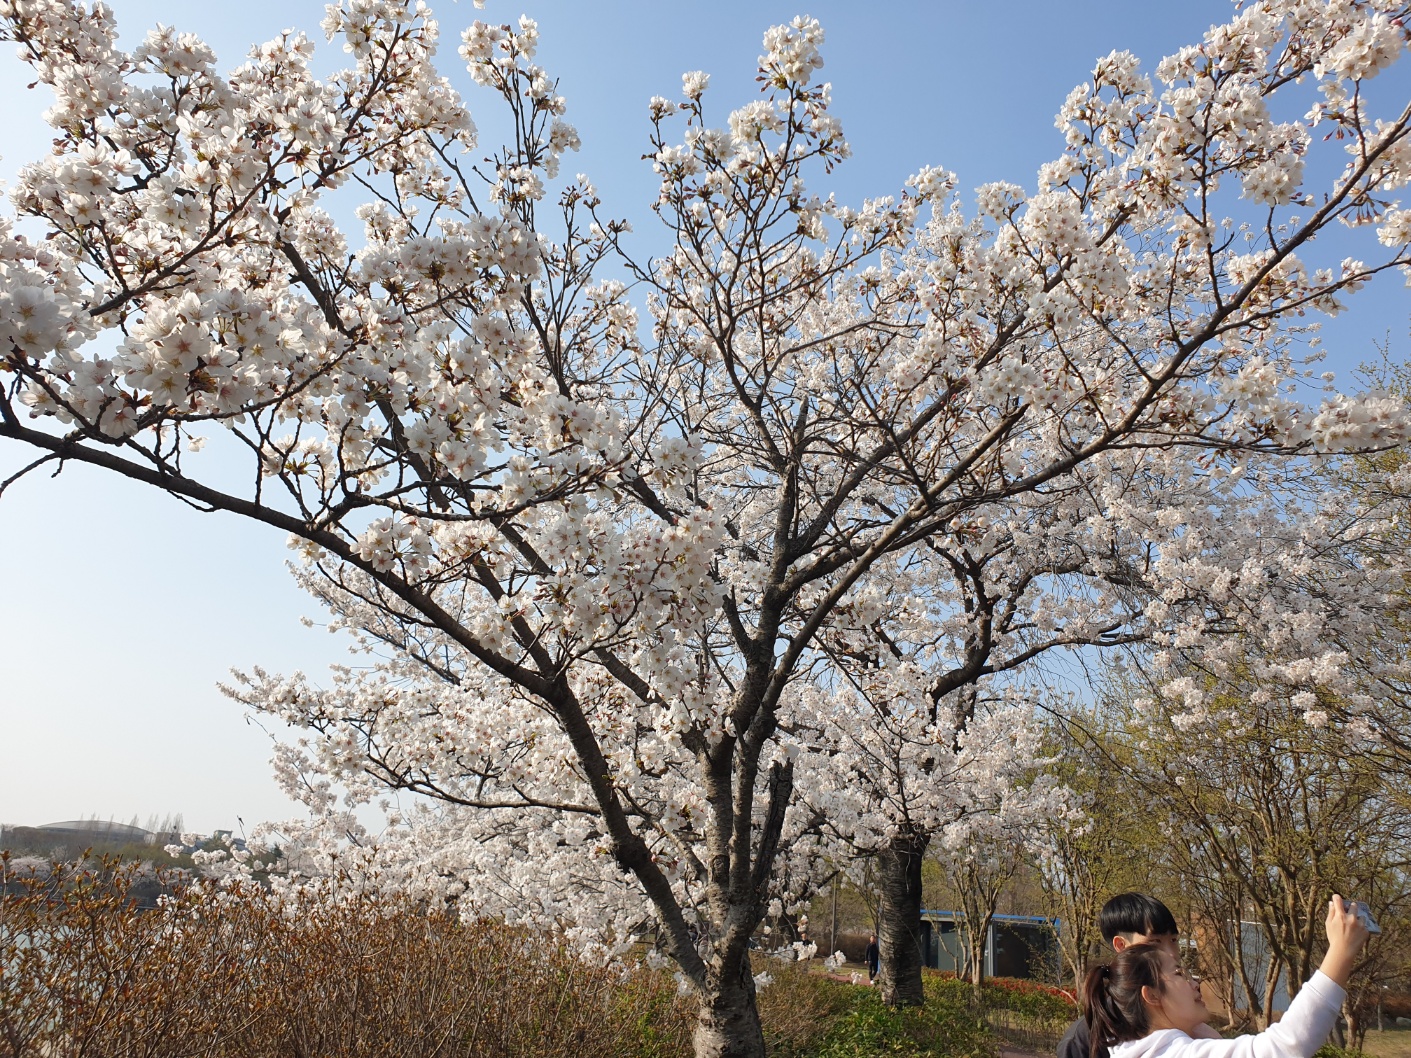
left=1030, top=715, right=1173, bottom=992
left=939, top=814, right=1029, bottom=999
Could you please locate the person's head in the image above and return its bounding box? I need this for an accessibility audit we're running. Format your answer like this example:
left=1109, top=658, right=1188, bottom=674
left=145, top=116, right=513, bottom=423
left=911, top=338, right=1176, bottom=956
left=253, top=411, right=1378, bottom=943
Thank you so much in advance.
left=1082, top=943, right=1207, bottom=1058
left=1100, top=893, right=1180, bottom=956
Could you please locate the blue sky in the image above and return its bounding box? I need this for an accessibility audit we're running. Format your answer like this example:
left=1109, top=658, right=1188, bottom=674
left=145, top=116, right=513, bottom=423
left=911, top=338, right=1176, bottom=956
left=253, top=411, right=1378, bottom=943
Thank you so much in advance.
left=1, top=0, right=1407, bottom=835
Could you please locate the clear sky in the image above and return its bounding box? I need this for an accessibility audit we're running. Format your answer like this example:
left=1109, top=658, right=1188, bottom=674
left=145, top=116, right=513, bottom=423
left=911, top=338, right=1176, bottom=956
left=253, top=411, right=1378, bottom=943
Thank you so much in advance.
left=1, top=0, right=1407, bottom=835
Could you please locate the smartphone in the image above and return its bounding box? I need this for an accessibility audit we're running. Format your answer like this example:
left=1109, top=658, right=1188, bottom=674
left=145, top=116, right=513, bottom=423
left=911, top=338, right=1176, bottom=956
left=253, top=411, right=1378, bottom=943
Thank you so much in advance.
left=1344, top=899, right=1382, bottom=935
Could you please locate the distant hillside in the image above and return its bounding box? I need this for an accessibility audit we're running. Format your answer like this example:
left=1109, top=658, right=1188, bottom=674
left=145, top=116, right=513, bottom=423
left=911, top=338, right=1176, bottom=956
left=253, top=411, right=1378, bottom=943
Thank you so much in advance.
left=1, top=821, right=185, bottom=866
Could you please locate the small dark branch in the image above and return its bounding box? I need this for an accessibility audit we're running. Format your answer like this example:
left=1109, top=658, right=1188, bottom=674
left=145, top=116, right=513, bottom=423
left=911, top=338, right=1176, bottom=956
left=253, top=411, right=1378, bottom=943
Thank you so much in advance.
left=0, top=450, right=64, bottom=498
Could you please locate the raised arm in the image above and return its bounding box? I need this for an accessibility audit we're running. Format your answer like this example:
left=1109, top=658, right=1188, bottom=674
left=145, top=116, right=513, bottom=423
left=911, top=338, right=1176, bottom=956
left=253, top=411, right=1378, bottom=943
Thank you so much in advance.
left=1165, top=897, right=1367, bottom=1058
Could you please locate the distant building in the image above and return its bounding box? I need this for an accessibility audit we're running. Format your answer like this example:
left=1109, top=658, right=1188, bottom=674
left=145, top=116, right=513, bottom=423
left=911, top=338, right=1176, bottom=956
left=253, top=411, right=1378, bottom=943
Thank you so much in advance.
left=917, top=910, right=1062, bottom=981
left=1235, top=920, right=1292, bottom=1014
left=0, top=819, right=184, bottom=858
left=36, top=820, right=154, bottom=842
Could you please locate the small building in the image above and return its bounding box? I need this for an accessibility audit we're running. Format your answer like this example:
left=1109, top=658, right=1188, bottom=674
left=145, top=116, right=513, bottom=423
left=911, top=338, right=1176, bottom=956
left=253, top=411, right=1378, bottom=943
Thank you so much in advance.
left=918, top=909, right=1062, bottom=981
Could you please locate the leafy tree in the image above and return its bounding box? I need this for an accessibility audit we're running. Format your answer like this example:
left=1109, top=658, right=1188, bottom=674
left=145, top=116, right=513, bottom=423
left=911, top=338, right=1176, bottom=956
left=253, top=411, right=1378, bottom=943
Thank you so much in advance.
left=1101, top=658, right=1411, bottom=1029
left=1029, top=714, right=1175, bottom=991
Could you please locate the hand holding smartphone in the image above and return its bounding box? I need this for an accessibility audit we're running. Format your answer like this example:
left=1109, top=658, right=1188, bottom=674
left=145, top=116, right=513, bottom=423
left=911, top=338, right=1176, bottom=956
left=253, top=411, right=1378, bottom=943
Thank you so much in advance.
left=1344, top=899, right=1381, bottom=935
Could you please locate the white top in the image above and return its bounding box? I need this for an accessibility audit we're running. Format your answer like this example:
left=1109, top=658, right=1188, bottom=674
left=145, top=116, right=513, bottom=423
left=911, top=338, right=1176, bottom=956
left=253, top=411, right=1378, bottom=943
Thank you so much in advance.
left=1109, top=972, right=1346, bottom=1058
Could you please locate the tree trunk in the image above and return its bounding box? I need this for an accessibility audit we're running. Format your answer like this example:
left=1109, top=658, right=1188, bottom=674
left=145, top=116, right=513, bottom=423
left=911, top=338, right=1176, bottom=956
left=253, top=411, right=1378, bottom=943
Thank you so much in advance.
left=967, top=913, right=994, bottom=1003
left=1260, top=956, right=1281, bottom=1031
left=877, top=830, right=930, bottom=1007
left=693, top=956, right=767, bottom=1058
left=830, top=875, right=839, bottom=958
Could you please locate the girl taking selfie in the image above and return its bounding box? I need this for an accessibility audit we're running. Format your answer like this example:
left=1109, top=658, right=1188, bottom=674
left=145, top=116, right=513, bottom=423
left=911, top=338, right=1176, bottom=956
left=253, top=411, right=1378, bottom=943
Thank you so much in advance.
left=1084, top=896, right=1371, bottom=1058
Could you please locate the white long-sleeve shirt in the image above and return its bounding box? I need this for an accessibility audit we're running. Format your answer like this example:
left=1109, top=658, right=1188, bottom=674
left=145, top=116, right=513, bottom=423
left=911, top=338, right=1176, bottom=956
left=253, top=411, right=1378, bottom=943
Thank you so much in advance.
left=1110, top=972, right=1346, bottom=1058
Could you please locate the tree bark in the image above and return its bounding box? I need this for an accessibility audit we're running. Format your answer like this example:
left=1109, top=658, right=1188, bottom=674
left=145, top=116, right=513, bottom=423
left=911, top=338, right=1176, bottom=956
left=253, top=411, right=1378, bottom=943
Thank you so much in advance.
left=830, top=875, right=839, bottom=958
left=1261, top=955, right=1281, bottom=1031
left=965, top=912, right=995, bottom=1003
left=876, top=829, right=930, bottom=1007
left=693, top=956, right=767, bottom=1058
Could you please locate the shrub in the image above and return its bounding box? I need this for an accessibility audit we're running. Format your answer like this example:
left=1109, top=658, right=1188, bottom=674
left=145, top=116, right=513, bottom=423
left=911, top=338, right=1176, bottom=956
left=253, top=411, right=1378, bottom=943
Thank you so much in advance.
left=982, top=976, right=1078, bottom=1020
left=1, top=856, right=1017, bottom=1058
left=0, top=856, right=696, bottom=1058
left=915, top=970, right=1074, bottom=1053
left=919, top=971, right=1076, bottom=1020
left=808, top=974, right=996, bottom=1058
left=835, top=930, right=873, bottom=964
left=757, top=963, right=862, bottom=1056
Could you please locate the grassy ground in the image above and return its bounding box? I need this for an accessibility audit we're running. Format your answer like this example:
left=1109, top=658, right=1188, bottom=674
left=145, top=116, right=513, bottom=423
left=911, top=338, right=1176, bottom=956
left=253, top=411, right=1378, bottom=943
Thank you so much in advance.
left=1364, top=1029, right=1411, bottom=1058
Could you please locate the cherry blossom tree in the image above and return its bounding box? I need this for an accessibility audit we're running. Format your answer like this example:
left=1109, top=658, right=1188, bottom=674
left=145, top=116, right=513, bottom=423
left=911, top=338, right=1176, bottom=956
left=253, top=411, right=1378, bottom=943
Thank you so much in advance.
left=795, top=497, right=1152, bottom=1006
left=1131, top=442, right=1411, bottom=756
left=938, top=810, right=1036, bottom=999
left=797, top=674, right=1050, bottom=1004
left=3, top=0, right=1411, bottom=1054
left=1303, top=360, right=1411, bottom=778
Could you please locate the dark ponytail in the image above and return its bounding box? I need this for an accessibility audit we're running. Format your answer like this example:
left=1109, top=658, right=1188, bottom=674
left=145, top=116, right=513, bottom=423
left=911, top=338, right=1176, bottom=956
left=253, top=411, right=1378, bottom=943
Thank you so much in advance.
left=1082, top=943, right=1170, bottom=1058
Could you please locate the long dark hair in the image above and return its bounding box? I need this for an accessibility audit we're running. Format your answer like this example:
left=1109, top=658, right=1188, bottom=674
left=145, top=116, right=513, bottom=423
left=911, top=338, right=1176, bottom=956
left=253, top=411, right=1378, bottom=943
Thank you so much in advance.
left=1083, top=943, right=1170, bottom=1058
